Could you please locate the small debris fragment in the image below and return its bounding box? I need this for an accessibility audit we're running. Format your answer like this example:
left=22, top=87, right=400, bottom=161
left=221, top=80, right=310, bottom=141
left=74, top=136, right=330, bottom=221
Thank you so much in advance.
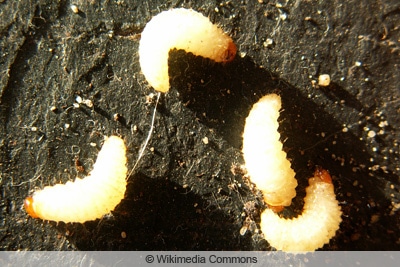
left=113, top=113, right=122, bottom=122
left=379, top=121, right=388, bottom=127
left=70, top=4, right=79, bottom=14
left=202, top=137, right=209, bottom=144
left=75, top=158, right=85, bottom=173
left=83, top=99, right=93, bottom=108
left=318, top=74, right=331, bottom=86
left=263, top=38, right=274, bottom=48
left=75, top=96, right=83, bottom=104
left=279, top=12, right=288, bottom=21
left=121, top=231, right=127, bottom=239
left=240, top=225, right=248, bottom=236
left=145, top=93, right=155, bottom=104
left=367, top=130, right=376, bottom=138
left=370, top=214, right=380, bottom=224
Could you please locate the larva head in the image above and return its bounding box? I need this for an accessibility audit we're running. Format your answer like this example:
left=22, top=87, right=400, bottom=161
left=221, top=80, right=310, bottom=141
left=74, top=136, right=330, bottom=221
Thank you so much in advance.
left=222, top=41, right=237, bottom=63
left=268, top=205, right=284, bottom=213
left=24, top=196, right=39, bottom=219
left=314, top=167, right=332, bottom=184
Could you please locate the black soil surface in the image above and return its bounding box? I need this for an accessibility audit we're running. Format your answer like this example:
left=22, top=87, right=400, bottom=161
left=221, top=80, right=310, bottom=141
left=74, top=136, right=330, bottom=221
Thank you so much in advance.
left=0, top=0, right=399, bottom=250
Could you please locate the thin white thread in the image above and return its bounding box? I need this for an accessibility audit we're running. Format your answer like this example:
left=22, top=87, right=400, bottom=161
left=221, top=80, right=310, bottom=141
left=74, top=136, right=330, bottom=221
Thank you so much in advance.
left=128, top=92, right=161, bottom=178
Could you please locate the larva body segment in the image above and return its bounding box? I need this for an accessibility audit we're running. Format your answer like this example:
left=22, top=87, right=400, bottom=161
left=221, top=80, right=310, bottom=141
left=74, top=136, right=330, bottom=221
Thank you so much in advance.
left=260, top=169, right=342, bottom=252
left=24, top=136, right=127, bottom=223
left=139, top=8, right=237, bottom=93
left=242, top=94, right=297, bottom=207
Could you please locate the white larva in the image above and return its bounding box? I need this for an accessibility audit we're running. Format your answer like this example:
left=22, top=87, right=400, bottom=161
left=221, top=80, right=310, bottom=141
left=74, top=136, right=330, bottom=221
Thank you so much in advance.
left=242, top=94, right=297, bottom=207
left=260, top=168, right=342, bottom=252
left=139, top=8, right=237, bottom=93
left=24, top=136, right=127, bottom=223
left=243, top=94, right=342, bottom=252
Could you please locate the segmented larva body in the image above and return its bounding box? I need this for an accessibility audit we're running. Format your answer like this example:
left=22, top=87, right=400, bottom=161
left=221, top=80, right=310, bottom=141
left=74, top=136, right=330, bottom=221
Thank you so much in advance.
left=24, top=136, right=127, bottom=223
left=243, top=94, right=342, bottom=252
left=261, top=168, right=342, bottom=252
left=242, top=94, right=297, bottom=207
left=139, top=8, right=237, bottom=93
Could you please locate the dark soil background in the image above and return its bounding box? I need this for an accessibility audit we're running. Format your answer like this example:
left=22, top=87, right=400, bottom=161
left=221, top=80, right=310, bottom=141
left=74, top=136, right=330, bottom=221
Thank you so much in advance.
left=0, top=0, right=399, bottom=251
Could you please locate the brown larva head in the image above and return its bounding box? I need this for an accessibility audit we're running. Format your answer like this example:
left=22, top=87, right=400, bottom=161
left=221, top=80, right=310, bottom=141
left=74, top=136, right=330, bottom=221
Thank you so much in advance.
left=314, top=167, right=332, bottom=184
left=222, top=41, right=237, bottom=63
left=24, top=196, right=39, bottom=218
left=268, top=205, right=284, bottom=213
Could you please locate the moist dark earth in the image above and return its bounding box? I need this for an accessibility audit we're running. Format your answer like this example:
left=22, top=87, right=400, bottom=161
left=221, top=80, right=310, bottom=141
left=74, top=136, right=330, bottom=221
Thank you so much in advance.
left=0, top=0, right=399, bottom=251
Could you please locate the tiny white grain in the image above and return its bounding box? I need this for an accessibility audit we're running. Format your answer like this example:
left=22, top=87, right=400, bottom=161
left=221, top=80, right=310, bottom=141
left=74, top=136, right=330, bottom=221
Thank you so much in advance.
left=318, top=74, right=331, bottom=86
left=70, top=4, right=79, bottom=14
